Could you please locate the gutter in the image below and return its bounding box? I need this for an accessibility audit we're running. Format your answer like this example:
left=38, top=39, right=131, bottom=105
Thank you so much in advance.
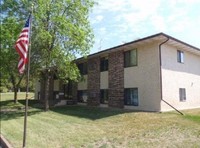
left=158, top=38, right=184, bottom=115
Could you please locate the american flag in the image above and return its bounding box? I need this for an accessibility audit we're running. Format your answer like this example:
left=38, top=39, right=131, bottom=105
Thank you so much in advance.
left=15, top=15, right=31, bottom=74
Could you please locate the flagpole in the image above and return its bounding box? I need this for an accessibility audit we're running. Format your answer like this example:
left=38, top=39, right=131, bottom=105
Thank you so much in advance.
left=23, top=4, right=33, bottom=148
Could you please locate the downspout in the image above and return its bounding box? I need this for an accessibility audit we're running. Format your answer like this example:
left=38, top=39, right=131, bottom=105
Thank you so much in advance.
left=158, top=37, right=184, bottom=115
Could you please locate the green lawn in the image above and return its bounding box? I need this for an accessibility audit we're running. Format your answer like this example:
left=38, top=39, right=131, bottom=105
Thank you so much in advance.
left=1, top=93, right=200, bottom=148
left=0, top=92, right=34, bottom=102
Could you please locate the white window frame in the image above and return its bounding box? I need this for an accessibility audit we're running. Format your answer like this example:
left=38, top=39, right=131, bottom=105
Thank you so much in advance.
left=177, top=50, right=184, bottom=63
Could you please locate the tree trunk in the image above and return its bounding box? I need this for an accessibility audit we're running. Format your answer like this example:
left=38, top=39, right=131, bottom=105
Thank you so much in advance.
left=44, top=72, right=50, bottom=111
left=10, top=74, right=17, bottom=104
left=10, top=73, right=24, bottom=104
left=14, top=87, right=18, bottom=103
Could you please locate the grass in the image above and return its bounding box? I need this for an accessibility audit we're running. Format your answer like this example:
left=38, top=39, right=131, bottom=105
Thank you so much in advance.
left=0, top=92, right=34, bottom=101
left=1, top=93, right=200, bottom=148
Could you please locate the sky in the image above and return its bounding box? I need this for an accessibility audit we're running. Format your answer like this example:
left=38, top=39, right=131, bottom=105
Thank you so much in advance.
left=89, top=0, right=200, bottom=54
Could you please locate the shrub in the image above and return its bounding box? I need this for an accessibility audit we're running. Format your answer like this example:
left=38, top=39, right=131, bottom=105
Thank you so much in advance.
left=0, top=86, right=8, bottom=93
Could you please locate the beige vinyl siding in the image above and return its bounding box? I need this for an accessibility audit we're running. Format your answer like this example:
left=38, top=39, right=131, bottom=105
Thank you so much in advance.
left=54, top=80, right=60, bottom=91
left=124, top=43, right=161, bottom=111
left=78, top=75, right=88, bottom=90
left=161, top=44, right=200, bottom=111
left=100, top=71, right=108, bottom=89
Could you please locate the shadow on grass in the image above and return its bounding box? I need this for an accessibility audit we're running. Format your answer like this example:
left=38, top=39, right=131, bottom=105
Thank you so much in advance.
left=0, top=99, right=42, bottom=109
left=0, top=100, right=22, bottom=108
left=1, top=99, right=132, bottom=120
left=0, top=109, right=42, bottom=121
left=18, top=100, right=43, bottom=109
left=0, top=100, right=43, bottom=121
left=50, top=105, right=130, bottom=120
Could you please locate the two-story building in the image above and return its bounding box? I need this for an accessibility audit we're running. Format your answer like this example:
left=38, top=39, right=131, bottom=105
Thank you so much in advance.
left=35, top=33, right=200, bottom=112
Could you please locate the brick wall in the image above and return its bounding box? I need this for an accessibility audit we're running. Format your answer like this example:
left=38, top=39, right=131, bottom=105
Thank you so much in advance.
left=108, top=51, right=124, bottom=108
left=87, top=57, right=100, bottom=106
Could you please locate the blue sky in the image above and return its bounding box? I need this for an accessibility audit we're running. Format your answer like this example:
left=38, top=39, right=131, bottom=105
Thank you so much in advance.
left=89, top=0, right=200, bottom=54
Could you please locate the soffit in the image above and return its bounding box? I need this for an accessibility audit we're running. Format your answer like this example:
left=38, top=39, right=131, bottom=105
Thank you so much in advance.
left=77, top=33, right=200, bottom=62
left=166, top=39, right=200, bottom=55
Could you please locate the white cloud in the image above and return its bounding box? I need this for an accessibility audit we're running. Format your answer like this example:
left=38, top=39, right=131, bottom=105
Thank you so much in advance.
left=169, top=0, right=200, bottom=7
left=128, top=0, right=161, bottom=14
left=99, top=27, right=106, bottom=34
left=94, top=0, right=127, bottom=13
left=91, top=15, right=104, bottom=24
left=150, top=15, right=166, bottom=32
left=96, top=15, right=103, bottom=21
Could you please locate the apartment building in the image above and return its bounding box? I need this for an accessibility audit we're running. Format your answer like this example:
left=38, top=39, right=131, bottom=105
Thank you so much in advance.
left=35, top=33, right=200, bottom=112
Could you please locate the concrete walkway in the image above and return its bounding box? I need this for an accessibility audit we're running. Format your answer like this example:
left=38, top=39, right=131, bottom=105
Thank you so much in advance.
left=0, top=134, right=13, bottom=148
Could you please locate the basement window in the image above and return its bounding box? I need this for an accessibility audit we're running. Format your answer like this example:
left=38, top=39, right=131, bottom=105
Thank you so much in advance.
left=124, top=88, right=139, bottom=106
left=77, top=90, right=88, bottom=103
left=100, top=89, right=108, bottom=104
left=179, top=88, right=186, bottom=102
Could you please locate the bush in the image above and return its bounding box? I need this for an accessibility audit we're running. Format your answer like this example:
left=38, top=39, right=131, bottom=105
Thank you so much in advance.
left=0, top=86, right=8, bottom=93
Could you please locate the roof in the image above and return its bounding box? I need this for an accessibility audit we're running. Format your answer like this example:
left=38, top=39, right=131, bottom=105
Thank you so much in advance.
left=77, top=32, right=200, bottom=62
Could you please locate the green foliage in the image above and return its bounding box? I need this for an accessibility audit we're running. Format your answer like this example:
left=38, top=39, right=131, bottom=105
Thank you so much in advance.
left=1, top=0, right=95, bottom=96
left=0, top=86, right=8, bottom=93
left=30, top=0, right=95, bottom=81
left=0, top=15, right=24, bottom=92
left=0, top=78, right=12, bottom=91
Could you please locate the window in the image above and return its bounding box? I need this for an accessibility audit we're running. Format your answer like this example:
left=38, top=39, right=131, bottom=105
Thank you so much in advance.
left=77, top=90, right=88, bottom=103
left=100, top=57, right=108, bottom=72
left=78, top=62, right=87, bottom=75
left=124, top=49, right=137, bottom=67
left=179, top=88, right=186, bottom=102
left=124, top=88, right=138, bottom=106
left=100, top=89, right=108, bottom=104
left=177, top=50, right=184, bottom=63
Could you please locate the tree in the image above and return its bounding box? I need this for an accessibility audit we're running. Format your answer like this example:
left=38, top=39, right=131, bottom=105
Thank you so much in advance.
left=0, top=17, right=25, bottom=103
left=1, top=0, right=95, bottom=110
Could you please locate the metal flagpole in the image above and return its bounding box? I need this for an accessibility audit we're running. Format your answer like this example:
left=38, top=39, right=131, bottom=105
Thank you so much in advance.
left=23, top=4, right=34, bottom=148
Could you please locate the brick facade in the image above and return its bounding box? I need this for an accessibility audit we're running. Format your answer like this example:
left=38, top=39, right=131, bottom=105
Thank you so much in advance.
left=108, top=51, right=124, bottom=108
left=87, top=57, right=100, bottom=106
left=39, top=53, right=125, bottom=108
